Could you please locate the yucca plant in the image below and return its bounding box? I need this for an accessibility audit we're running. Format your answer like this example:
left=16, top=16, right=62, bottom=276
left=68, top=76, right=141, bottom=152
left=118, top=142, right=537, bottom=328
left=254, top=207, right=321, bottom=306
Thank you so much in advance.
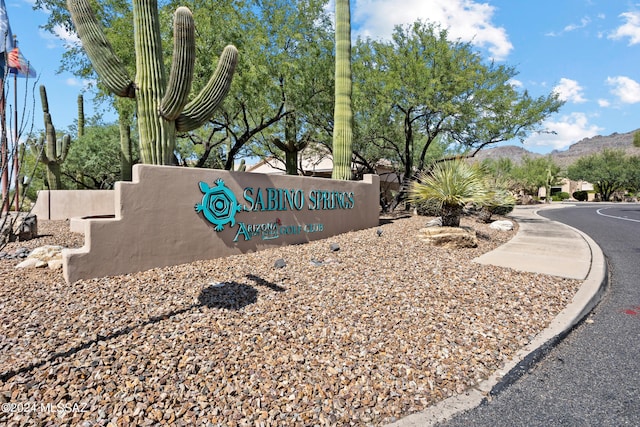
left=409, top=159, right=489, bottom=227
left=477, top=185, right=517, bottom=223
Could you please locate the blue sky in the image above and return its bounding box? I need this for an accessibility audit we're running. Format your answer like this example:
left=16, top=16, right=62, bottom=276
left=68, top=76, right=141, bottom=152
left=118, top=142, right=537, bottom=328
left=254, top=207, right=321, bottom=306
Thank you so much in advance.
left=4, top=0, right=640, bottom=154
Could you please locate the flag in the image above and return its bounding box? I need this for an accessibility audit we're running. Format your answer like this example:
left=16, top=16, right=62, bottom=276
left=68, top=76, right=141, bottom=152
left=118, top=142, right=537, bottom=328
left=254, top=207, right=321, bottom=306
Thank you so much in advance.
left=8, top=46, right=36, bottom=78
left=0, top=0, right=13, bottom=54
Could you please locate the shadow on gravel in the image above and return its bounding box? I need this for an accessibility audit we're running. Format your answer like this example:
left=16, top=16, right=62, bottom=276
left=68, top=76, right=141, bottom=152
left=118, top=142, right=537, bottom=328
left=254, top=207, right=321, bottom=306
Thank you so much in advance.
left=0, top=274, right=285, bottom=383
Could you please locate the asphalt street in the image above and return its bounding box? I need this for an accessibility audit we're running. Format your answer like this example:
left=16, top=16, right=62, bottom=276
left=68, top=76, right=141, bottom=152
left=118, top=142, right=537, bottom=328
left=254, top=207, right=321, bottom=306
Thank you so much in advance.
left=436, top=204, right=640, bottom=427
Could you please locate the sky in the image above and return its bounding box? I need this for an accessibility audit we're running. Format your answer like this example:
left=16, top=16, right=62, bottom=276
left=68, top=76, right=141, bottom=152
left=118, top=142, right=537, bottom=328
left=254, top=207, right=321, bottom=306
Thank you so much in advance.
left=3, top=0, right=640, bottom=154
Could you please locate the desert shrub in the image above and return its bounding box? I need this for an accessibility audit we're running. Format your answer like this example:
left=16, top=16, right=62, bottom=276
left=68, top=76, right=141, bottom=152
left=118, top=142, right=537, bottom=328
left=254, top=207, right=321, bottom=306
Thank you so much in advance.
left=557, top=191, right=570, bottom=200
left=572, top=190, right=588, bottom=201
left=414, top=198, right=441, bottom=216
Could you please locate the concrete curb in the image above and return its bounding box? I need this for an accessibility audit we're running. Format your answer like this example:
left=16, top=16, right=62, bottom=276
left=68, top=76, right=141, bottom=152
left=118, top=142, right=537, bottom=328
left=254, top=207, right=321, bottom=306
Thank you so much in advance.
left=387, top=207, right=608, bottom=427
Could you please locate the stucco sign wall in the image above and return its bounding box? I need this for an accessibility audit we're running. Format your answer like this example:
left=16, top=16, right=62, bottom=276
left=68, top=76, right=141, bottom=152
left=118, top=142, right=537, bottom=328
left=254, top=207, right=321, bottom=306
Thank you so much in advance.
left=63, top=165, right=380, bottom=284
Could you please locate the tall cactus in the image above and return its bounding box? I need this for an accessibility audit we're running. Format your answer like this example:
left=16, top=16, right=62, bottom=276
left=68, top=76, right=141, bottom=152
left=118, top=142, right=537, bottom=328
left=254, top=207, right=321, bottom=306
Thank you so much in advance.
left=36, top=85, right=71, bottom=190
left=331, top=0, right=353, bottom=180
left=66, top=0, right=238, bottom=165
left=77, top=94, right=85, bottom=138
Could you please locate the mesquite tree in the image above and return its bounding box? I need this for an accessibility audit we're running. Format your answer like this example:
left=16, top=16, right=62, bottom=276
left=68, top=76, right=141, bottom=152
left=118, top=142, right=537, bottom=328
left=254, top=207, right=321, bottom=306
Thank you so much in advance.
left=66, top=0, right=238, bottom=165
left=331, top=0, right=353, bottom=180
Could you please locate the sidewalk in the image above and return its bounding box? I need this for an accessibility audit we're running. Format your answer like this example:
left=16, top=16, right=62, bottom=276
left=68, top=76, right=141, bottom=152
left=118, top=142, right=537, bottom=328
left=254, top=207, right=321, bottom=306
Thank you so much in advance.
left=388, top=204, right=608, bottom=427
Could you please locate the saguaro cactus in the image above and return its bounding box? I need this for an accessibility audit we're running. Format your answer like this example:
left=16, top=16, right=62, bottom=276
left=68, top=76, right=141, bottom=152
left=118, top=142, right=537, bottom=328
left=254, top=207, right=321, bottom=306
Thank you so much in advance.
left=77, top=94, right=85, bottom=138
left=331, top=0, right=353, bottom=180
left=37, top=85, right=71, bottom=190
left=67, top=0, right=238, bottom=165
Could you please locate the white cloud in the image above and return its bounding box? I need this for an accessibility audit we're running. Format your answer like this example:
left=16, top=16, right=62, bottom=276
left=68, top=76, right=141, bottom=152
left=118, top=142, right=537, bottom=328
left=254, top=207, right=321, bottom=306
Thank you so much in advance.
left=52, top=24, right=81, bottom=49
left=598, top=99, right=611, bottom=107
left=563, top=17, right=591, bottom=32
left=609, top=11, right=640, bottom=45
left=553, top=78, right=587, bottom=103
left=523, top=112, right=603, bottom=151
left=352, top=0, right=513, bottom=60
left=66, top=77, right=96, bottom=89
left=546, top=17, right=591, bottom=37
left=508, top=79, right=523, bottom=88
left=606, top=76, right=640, bottom=104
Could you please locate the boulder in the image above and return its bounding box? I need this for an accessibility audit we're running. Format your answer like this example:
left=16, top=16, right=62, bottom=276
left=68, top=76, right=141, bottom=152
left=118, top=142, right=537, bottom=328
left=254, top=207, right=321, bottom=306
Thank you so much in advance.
left=0, top=213, right=38, bottom=243
left=425, top=217, right=443, bottom=227
left=490, top=220, right=514, bottom=231
left=15, top=245, right=65, bottom=270
left=17, top=214, right=38, bottom=240
left=418, top=226, right=478, bottom=248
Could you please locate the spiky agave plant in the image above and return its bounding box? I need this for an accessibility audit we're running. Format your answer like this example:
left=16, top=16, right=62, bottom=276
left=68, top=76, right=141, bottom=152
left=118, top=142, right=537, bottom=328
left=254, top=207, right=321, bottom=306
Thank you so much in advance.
left=409, top=159, right=489, bottom=227
left=477, top=185, right=517, bottom=223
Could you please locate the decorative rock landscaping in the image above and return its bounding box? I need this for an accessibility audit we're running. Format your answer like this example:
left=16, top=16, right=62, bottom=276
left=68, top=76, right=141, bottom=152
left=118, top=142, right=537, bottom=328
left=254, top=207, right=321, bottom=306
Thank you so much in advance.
left=0, top=217, right=581, bottom=426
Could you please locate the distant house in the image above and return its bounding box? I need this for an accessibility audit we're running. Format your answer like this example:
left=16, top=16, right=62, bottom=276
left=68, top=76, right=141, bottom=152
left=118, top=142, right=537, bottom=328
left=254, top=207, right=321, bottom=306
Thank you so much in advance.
left=246, top=145, right=402, bottom=204
left=247, top=150, right=334, bottom=178
left=538, top=178, right=595, bottom=201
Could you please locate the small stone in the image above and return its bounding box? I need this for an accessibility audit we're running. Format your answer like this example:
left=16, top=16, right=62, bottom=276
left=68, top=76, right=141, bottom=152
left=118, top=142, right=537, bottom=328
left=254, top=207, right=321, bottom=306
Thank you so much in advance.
left=490, top=220, right=514, bottom=231
left=426, top=217, right=443, bottom=227
left=274, top=258, right=286, bottom=268
left=329, top=243, right=340, bottom=252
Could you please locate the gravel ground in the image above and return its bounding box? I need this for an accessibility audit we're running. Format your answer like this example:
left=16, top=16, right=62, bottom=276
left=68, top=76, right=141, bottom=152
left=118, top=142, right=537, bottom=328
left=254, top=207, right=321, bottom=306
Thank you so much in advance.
left=0, top=215, right=581, bottom=426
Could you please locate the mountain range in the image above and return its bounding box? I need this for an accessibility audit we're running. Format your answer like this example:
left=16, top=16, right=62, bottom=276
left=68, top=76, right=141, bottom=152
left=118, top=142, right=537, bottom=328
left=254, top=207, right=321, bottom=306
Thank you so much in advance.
left=473, top=128, right=640, bottom=169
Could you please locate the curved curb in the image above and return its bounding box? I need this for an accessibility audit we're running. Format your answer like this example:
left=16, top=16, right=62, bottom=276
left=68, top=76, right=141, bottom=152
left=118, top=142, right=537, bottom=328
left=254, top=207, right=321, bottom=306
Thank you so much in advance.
left=387, top=208, right=608, bottom=427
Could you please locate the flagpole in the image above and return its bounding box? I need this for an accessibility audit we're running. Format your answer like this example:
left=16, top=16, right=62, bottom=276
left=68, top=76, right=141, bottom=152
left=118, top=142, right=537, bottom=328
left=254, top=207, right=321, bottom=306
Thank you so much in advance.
left=0, top=61, right=7, bottom=214
left=11, top=35, right=17, bottom=211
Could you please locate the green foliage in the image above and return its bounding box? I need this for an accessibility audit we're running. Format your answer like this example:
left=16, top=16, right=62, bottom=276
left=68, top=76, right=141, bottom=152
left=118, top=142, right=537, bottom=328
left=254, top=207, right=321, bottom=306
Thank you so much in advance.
left=192, top=0, right=335, bottom=171
left=572, top=190, right=589, bottom=201
left=409, top=159, right=489, bottom=227
left=557, top=191, right=570, bottom=200
left=509, top=155, right=561, bottom=197
left=634, top=131, right=640, bottom=148
left=566, top=149, right=639, bottom=201
left=66, top=0, right=238, bottom=165
left=63, top=123, right=139, bottom=189
left=352, top=21, right=564, bottom=185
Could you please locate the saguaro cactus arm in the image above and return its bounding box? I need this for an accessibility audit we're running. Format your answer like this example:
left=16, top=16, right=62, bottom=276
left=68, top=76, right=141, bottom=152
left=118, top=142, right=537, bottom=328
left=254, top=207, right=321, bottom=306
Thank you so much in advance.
left=159, top=7, right=195, bottom=121
left=176, top=45, right=238, bottom=132
left=67, top=0, right=135, bottom=98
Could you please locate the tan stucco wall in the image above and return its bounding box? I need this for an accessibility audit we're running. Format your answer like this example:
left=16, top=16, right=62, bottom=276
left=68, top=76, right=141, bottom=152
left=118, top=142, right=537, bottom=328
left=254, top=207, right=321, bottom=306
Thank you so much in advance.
left=63, top=165, right=380, bottom=284
left=32, top=190, right=115, bottom=220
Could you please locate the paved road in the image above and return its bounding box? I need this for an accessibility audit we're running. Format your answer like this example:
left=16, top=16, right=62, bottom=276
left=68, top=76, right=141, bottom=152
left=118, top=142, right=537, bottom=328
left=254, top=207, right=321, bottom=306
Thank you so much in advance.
left=437, top=204, right=640, bottom=427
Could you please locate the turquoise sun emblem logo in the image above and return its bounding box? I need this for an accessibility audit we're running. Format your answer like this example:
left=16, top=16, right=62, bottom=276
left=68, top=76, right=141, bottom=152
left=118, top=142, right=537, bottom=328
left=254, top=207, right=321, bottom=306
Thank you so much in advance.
left=195, top=178, right=243, bottom=231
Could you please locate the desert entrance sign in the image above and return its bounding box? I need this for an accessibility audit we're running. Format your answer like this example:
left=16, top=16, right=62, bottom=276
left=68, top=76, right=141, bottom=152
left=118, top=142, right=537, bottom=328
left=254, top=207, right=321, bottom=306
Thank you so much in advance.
left=63, top=165, right=380, bottom=284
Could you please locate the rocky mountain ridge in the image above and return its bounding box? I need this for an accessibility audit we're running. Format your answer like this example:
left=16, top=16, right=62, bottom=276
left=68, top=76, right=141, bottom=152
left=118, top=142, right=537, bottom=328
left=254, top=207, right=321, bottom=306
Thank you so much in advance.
left=473, top=128, right=640, bottom=168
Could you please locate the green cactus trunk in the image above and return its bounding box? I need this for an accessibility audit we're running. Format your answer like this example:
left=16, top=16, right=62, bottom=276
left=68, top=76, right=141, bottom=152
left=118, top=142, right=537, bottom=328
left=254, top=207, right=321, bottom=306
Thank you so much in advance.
left=77, top=94, right=85, bottom=138
left=134, top=0, right=173, bottom=165
left=119, top=115, right=133, bottom=181
left=331, top=0, right=353, bottom=180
